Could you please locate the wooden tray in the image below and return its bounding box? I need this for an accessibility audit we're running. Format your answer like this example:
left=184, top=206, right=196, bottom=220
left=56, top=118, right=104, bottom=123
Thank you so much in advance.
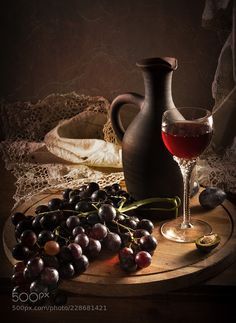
left=3, top=191, right=236, bottom=296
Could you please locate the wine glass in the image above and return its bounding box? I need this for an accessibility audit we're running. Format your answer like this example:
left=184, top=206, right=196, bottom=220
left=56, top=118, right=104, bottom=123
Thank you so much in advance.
left=161, top=107, right=213, bottom=243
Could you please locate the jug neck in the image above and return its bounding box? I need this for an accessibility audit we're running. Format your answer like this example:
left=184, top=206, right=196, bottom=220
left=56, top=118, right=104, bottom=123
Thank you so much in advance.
left=137, top=57, right=177, bottom=111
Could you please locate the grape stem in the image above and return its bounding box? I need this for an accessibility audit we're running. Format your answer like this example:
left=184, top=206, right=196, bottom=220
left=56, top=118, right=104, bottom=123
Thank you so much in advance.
left=119, top=197, right=181, bottom=216
left=112, top=220, right=135, bottom=234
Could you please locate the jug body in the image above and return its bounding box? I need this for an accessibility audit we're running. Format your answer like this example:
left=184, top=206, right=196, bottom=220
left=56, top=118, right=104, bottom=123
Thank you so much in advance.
left=110, top=57, right=183, bottom=201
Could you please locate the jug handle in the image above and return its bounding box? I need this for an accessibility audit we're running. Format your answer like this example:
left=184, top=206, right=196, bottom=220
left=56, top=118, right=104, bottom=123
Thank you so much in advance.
left=110, top=92, right=144, bottom=141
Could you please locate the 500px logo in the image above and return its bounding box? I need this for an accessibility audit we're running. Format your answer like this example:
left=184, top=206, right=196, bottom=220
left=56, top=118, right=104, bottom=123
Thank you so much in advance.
left=12, top=291, right=49, bottom=303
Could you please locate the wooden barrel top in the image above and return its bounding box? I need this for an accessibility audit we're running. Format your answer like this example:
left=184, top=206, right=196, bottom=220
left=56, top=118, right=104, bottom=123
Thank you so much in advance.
left=3, top=191, right=236, bottom=296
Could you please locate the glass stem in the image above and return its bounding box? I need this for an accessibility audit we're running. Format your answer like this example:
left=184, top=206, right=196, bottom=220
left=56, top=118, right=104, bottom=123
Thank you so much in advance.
left=175, top=158, right=196, bottom=229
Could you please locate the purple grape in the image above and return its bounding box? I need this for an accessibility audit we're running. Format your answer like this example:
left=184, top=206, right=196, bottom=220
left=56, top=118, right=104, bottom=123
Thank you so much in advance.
left=26, top=257, right=44, bottom=276
left=73, top=255, right=89, bottom=274
left=91, top=189, right=107, bottom=202
left=41, top=255, right=59, bottom=269
left=87, top=182, right=100, bottom=194
left=137, top=219, right=154, bottom=233
left=74, top=233, right=89, bottom=250
left=20, top=230, right=37, bottom=248
left=75, top=201, right=94, bottom=212
left=58, top=263, right=75, bottom=279
left=199, top=187, right=226, bottom=209
left=66, top=215, right=80, bottom=231
left=135, top=251, right=152, bottom=268
left=98, top=204, right=116, bottom=222
left=133, top=229, right=150, bottom=238
left=57, top=246, right=72, bottom=263
left=11, top=212, right=25, bottom=226
left=62, top=188, right=72, bottom=200
left=90, top=223, right=108, bottom=240
left=86, top=238, right=101, bottom=258
left=37, top=230, right=55, bottom=246
left=68, top=243, right=82, bottom=260
left=11, top=272, right=26, bottom=285
left=35, top=205, right=49, bottom=214
left=48, top=198, right=63, bottom=211
left=72, top=226, right=85, bottom=237
left=104, top=232, right=121, bottom=252
left=140, top=235, right=158, bottom=252
left=12, top=244, right=30, bottom=261
left=40, top=213, right=58, bottom=230
left=40, top=267, right=59, bottom=285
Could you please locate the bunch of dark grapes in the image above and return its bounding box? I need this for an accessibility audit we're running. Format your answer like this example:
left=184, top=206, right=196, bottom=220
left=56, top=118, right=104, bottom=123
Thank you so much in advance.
left=11, top=182, right=157, bottom=305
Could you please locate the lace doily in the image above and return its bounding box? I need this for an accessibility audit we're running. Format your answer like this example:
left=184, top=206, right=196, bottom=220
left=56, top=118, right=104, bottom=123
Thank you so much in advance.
left=0, top=92, right=123, bottom=208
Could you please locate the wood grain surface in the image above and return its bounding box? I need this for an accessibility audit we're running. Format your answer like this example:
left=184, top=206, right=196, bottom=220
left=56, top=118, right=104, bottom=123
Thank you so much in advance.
left=3, top=191, right=236, bottom=296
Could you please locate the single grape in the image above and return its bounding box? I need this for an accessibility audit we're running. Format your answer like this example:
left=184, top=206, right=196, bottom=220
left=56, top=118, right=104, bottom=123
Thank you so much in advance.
left=118, top=247, right=134, bottom=262
left=98, top=204, right=116, bottom=222
left=199, top=187, right=226, bottom=209
left=51, top=291, right=68, bottom=305
left=40, top=267, right=59, bottom=285
left=112, top=183, right=121, bottom=192
left=12, top=244, right=30, bottom=261
left=74, top=233, right=89, bottom=250
left=124, top=218, right=138, bottom=230
left=140, top=235, right=158, bottom=252
left=68, top=243, right=82, bottom=260
left=91, top=189, right=107, bottom=202
left=62, top=188, right=72, bottom=200
left=72, top=226, right=85, bottom=237
left=48, top=198, right=63, bottom=211
left=11, top=212, right=25, bottom=226
left=57, top=246, right=72, bottom=263
left=30, top=280, right=48, bottom=294
left=15, top=219, right=33, bottom=236
left=41, top=255, right=59, bottom=269
left=78, top=189, right=91, bottom=200
left=86, top=238, right=101, bottom=258
left=87, top=182, right=100, bottom=194
left=115, top=214, right=125, bottom=222
left=35, top=205, right=49, bottom=214
left=137, top=219, right=154, bottom=233
left=40, top=213, right=58, bottom=230
left=87, top=213, right=101, bottom=225
left=90, top=223, right=108, bottom=240
left=104, top=185, right=115, bottom=196
left=104, top=232, right=121, bottom=252
left=13, top=261, right=25, bottom=273
left=135, top=251, right=152, bottom=268
left=69, top=195, right=81, bottom=207
left=26, top=257, right=44, bottom=277
left=69, top=189, right=80, bottom=198
left=44, top=240, right=60, bottom=256
left=66, top=215, right=80, bottom=231
left=23, top=267, right=38, bottom=282
left=11, top=272, right=26, bottom=285
left=133, top=229, right=150, bottom=238
left=58, top=263, right=75, bottom=279
left=75, top=201, right=94, bottom=212
left=73, top=255, right=89, bottom=274
left=37, top=230, right=55, bottom=246
left=32, top=214, right=43, bottom=231
left=20, top=230, right=37, bottom=248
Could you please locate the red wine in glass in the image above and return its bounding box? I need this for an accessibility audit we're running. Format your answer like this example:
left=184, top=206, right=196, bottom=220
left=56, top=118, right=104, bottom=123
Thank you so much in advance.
left=160, top=107, right=213, bottom=243
left=162, top=122, right=212, bottom=159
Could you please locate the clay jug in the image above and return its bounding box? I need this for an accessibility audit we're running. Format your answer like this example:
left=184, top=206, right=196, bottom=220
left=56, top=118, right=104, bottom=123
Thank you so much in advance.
left=110, top=57, right=183, bottom=201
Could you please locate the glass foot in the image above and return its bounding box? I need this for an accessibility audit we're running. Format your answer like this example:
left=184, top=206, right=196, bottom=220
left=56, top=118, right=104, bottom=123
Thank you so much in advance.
left=161, top=217, right=212, bottom=243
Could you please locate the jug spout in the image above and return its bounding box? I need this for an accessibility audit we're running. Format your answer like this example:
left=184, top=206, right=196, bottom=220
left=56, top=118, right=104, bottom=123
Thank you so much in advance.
left=136, top=57, right=177, bottom=110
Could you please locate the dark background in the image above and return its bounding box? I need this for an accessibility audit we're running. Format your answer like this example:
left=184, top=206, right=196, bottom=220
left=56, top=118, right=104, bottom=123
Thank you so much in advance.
left=1, top=1, right=235, bottom=323
left=0, top=0, right=221, bottom=108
